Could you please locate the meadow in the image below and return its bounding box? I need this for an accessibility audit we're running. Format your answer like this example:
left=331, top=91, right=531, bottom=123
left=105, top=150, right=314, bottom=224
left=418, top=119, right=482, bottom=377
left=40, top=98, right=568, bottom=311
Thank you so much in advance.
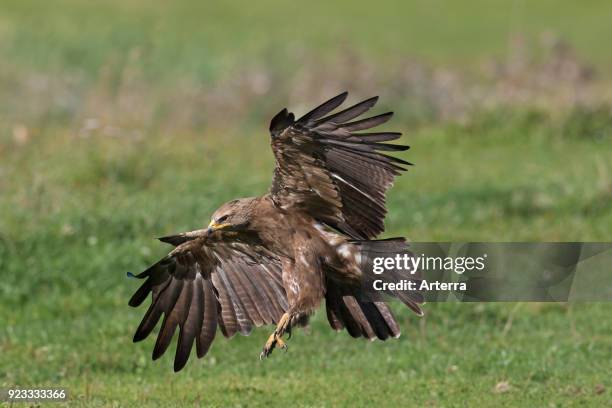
left=1, top=1, right=611, bottom=406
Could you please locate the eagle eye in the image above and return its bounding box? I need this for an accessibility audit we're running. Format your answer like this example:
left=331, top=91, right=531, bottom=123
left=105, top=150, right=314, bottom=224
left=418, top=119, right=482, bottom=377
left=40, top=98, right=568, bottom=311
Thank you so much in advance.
left=217, top=215, right=229, bottom=223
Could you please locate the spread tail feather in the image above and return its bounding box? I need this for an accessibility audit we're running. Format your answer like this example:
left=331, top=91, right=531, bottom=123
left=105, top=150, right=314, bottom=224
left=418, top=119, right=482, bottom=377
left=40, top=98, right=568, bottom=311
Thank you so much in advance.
left=325, top=237, right=424, bottom=340
left=326, top=280, right=401, bottom=340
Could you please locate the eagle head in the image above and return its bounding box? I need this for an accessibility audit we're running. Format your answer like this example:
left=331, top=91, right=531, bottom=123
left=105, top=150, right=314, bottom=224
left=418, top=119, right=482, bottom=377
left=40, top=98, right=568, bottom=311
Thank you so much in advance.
left=206, top=197, right=258, bottom=235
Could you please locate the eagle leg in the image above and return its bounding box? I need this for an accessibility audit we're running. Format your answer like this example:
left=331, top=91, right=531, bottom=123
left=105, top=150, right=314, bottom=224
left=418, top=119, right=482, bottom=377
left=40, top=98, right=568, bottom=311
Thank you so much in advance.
left=260, top=313, right=291, bottom=359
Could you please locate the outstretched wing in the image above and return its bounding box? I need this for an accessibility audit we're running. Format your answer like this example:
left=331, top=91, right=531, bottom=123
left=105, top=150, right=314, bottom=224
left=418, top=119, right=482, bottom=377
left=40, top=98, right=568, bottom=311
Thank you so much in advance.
left=128, top=239, right=288, bottom=371
left=269, top=92, right=410, bottom=239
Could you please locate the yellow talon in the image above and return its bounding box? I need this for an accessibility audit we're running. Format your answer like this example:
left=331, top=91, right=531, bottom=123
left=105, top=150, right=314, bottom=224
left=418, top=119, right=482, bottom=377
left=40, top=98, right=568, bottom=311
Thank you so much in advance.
left=276, top=337, right=287, bottom=350
left=260, top=332, right=287, bottom=359
left=260, top=313, right=292, bottom=359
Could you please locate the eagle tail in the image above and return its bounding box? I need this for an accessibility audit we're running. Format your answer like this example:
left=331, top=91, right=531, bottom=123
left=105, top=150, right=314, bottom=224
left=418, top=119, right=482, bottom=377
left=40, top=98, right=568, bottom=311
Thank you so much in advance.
left=325, top=238, right=424, bottom=340
left=356, top=238, right=425, bottom=316
left=325, top=279, right=402, bottom=340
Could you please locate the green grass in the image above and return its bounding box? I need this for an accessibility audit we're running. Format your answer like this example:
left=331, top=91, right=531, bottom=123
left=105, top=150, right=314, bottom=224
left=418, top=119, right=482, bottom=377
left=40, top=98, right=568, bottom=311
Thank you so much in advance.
left=3, top=0, right=612, bottom=74
left=2, top=120, right=611, bottom=407
left=1, top=1, right=612, bottom=407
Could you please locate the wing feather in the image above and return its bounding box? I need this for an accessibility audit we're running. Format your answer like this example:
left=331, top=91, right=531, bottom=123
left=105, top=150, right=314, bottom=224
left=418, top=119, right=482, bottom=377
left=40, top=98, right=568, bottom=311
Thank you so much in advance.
left=152, top=278, right=190, bottom=360
left=213, top=266, right=253, bottom=335
left=236, top=261, right=276, bottom=324
left=313, top=96, right=378, bottom=124
left=337, top=112, right=394, bottom=132
left=211, top=271, right=240, bottom=338
left=222, top=260, right=263, bottom=328
left=174, top=277, right=203, bottom=371
left=297, top=91, right=348, bottom=123
left=128, top=239, right=287, bottom=371
left=269, top=92, right=409, bottom=239
left=196, top=278, right=218, bottom=358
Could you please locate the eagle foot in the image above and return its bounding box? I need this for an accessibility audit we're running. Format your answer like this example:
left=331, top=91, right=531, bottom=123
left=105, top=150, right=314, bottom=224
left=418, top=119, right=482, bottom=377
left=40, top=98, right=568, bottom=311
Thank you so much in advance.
left=259, top=332, right=287, bottom=359
left=260, top=313, right=292, bottom=359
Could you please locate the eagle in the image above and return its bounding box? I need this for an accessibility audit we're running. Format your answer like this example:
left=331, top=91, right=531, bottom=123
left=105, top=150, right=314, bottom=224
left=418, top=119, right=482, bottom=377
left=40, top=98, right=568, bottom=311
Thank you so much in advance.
left=128, top=92, right=424, bottom=371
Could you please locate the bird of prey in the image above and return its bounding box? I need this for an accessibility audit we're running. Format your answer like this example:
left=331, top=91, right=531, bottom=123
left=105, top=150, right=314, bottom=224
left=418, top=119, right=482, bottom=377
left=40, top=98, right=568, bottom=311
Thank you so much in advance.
left=128, top=92, right=424, bottom=371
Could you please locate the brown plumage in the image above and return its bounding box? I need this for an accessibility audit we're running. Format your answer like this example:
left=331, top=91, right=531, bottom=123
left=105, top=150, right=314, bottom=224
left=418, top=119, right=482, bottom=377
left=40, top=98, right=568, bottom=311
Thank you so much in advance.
left=128, top=92, right=423, bottom=371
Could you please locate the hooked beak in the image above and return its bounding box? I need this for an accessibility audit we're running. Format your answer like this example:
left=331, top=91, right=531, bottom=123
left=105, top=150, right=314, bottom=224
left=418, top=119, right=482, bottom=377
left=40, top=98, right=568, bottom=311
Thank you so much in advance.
left=206, top=220, right=231, bottom=235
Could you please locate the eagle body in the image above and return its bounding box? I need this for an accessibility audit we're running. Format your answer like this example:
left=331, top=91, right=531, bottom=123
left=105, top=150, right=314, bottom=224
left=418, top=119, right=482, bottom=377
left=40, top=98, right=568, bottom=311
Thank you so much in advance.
left=249, top=195, right=362, bottom=316
left=251, top=196, right=334, bottom=315
left=128, top=92, right=424, bottom=371
left=183, top=194, right=363, bottom=323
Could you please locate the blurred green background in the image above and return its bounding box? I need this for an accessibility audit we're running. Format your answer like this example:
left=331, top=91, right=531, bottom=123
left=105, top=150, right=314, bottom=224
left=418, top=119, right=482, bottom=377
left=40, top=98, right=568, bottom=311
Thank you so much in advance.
left=1, top=0, right=611, bottom=406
